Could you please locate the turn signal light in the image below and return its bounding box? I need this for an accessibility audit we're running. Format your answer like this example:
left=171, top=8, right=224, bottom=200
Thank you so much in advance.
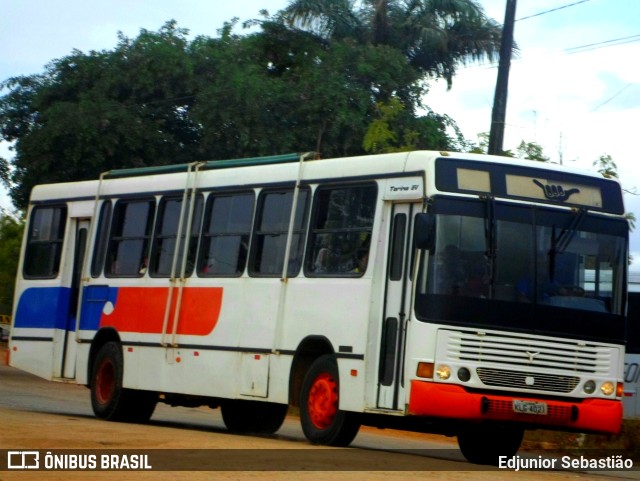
left=416, top=362, right=434, bottom=379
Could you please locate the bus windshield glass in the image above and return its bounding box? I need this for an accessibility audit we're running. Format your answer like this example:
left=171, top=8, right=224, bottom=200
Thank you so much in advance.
left=415, top=197, right=628, bottom=343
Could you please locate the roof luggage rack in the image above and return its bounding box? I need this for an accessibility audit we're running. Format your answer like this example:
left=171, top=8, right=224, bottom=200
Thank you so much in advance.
left=102, top=153, right=314, bottom=179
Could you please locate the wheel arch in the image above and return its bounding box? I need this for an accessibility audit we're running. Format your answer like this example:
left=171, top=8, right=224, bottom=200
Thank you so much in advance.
left=87, top=327, right=121, bottom=387
left=288, top=335, right=335, bottom=407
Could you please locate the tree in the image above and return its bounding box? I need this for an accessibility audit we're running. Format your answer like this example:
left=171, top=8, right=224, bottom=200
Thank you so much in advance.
left=363, top=97, right=460, bottom=153
left=1, top=11, right=480, bottom=208
left=593, top=154, right=618, bottom=179
left=468, top=132, right=489, bottom=154
left=1, top=21, right=199, bottom=208
left=0, top=212, right=24, bottom=314
left=592, top=153, right=636, bottom=232
left=190, top=20, right=425, bottom=159
left=515, top=140, right=549, bottom=162
left=280, top=0, right=502, bottom=88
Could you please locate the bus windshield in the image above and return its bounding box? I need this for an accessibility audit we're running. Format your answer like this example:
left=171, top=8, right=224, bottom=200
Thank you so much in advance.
left=415, top=197, right=628, bottom=343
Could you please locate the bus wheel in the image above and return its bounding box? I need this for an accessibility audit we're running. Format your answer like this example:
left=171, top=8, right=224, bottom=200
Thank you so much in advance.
left=299, top=354, right=360, bottom=446
left=457, top=424, right=524, bottom=465
left=90, top=341, right=157, bottom=423
left=221, top=400, right=288, bottom=434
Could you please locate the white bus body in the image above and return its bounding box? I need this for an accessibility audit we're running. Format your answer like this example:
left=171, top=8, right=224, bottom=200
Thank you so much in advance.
left=9, top=151, right=629, bottom=464
left=624, top=272, right=640, bottom=418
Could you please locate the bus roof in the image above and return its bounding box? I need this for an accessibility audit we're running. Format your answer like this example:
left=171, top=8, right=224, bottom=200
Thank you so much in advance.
left=28, top=151, right=623, bottom=214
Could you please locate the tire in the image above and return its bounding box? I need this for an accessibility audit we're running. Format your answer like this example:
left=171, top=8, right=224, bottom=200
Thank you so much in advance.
left=221, top=400, right=288, bottom=434
left=299, top=354, right=360, bottom=446
left=457, top=424, right=524, bottom=466
left=90, top=341, right=157, bottom=423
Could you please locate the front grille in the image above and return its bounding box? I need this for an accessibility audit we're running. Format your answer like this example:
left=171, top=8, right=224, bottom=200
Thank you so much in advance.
left=477, top=367, right=580, bottom=393
left=444, top=330, right=612, bottom=375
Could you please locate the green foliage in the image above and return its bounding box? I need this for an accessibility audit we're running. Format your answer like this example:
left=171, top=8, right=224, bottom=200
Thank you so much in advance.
left=515, top=140, right=549, bottom=162
left=467, top=132, right=489, bottom=154
left=465, top=132, right=515, bottom=158
left=363, top=97, right=405, bottom=153
left=593, top=154, right=618, bottom=179
left=280, top=0, right=502, bottom=88
left=0, top=213, right=24, bottom=314
left=0, top=2, right=502, bottom=208
left=0, top=156, right=9, bottom=187
left=1, top=21, right=199, bottom=208
left=590, top=154, right=635, bottom=232
left=626, top=212, right=636, bottom=232
left=364, top=97, right=464, bottom=154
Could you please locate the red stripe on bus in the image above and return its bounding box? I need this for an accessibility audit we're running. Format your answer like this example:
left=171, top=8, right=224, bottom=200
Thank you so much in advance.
left=100, top=287, right=223, bottom=336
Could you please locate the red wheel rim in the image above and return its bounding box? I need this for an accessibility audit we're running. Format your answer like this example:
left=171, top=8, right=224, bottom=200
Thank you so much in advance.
left=307, top=372, right=338, bottom=429
left=95, top=359, right=115, bottom=405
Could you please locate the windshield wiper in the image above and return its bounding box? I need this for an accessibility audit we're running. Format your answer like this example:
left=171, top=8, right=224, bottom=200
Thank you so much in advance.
left=483, top=195, right=496, bottom=296
left=548, top=209, right=587, bottom=282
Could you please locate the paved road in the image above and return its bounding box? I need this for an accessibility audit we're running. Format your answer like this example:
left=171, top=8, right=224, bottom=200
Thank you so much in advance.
left=0, top=348, right=635, bottom=480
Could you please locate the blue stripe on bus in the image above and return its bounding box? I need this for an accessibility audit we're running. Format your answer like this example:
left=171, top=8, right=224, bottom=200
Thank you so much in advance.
left=14, top=287, right=73, bottom=330
left=14, top=285, right=119, bottom=332
left=79, top=285, right=119, bottom=331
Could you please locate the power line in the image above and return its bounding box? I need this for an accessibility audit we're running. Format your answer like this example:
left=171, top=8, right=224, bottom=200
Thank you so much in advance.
left=451, top=31, right=640, bottom=74
left=591, top=84, right=633, bottom=112
left=565, top=34, right=640, bottom=54
left=517, top=0, right=591, bottom=21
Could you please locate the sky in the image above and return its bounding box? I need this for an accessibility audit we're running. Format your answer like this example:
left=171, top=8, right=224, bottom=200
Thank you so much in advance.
left=1, top=0, right=639, bottom=264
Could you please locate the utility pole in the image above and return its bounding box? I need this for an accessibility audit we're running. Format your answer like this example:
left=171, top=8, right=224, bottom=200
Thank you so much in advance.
left=488, top=0, right=517, bottom=155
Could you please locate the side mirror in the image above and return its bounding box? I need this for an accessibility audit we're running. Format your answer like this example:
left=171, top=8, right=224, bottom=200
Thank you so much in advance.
left=414, top=213, right=435, bottom=251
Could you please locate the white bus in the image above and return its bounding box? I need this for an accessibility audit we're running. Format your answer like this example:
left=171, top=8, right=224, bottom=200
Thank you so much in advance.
left=624, top=272, right=640, bottom=418
left=9, top=151, right=629, bottom=465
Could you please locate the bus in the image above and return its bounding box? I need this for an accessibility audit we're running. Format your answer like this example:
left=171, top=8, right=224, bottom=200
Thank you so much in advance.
left=9, top=151, right=629, bottom=465
left=624, top=272, right=640, bottom=418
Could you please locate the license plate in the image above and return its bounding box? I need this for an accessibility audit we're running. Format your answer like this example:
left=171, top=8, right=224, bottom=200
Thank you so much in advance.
left=513, top=400, right=548, bottom=415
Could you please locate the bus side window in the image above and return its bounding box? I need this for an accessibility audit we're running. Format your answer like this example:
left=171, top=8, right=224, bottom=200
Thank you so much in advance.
left=250, top=188, right=309, bottom=277
left=105, top=199, right=155, bottom=277
left=305, top=184, right=377, bottom=277
left=24, top=205, right=67, bottom=279
left=150, top=195, right=203, bottom=277
left=91, top=201, right=112, bottom=278
left=199, top=192, right=254, bottom=277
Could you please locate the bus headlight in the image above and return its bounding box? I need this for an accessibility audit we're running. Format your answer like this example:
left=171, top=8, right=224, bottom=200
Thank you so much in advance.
left=601, top=381, right=615, bottom=396
left=583, top=380, right=596, bottom=394
left=435, top=365, right=451, bottom=380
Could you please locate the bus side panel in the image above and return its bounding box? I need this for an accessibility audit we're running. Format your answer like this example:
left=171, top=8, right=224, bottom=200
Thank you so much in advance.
left=77, top=277, right=253, bottom=398
left=279, top=279, right=374, bottom=411
left=78, top=285, right=223, bottom=335
left=227, top=278, right=282, bottom=400
left=10, top=286, right=72, bottom=380
left=9, top=336, right=55, bottom=380
left=624, top=290, right=640, bottom=418
left=75, top=342, right=92, bottom=385
left=624, top=353, right=640, bottom=418
left=126, top=345, right=239, bottom=398
left=14, top=287, right=72, bottom=330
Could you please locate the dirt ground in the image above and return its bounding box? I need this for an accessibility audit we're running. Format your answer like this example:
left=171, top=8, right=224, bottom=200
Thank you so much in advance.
left=0, top=342, right=635, bottom=481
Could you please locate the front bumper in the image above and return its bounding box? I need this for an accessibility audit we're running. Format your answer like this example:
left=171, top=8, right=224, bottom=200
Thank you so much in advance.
left=407, top=380, right=622, bottom=434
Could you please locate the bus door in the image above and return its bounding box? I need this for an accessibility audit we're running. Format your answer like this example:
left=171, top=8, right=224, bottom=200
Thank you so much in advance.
left=377, top=203, right=416, bottom=410
left=53, top=218, right=89, bottom=379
